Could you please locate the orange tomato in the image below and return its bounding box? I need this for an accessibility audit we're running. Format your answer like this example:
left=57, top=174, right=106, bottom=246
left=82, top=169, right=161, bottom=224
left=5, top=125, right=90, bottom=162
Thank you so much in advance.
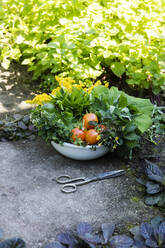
left=85, top=129, right=99, bottom=145
left=82, top=113, right=98, bottom=129
left=71, top=128, right=85, bottom=142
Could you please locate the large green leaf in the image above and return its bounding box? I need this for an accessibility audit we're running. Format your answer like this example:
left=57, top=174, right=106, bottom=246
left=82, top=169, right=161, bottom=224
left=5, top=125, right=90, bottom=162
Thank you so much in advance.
left=126, top=95, right=153, bottom=133
left=111, top=62, right=125, bottom=77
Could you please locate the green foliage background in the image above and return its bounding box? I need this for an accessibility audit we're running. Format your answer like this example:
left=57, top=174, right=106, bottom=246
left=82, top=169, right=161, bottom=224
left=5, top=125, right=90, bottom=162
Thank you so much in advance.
left=0, top=0, right=165, bottom=94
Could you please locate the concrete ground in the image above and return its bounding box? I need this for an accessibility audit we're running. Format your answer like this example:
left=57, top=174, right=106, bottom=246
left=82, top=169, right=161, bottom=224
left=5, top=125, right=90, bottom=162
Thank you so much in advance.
left=0, top=138, right=159, bottom=247
left=0, top=64, right=162, bottom=247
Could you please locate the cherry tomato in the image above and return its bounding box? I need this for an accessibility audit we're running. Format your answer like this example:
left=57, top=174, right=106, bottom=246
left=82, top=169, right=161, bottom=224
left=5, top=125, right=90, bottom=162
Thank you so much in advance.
left=82, top=113, right=98, bottom=129
left=71, top=128, right=85, bottom=142
left=85, top=129, right=99, bottom=145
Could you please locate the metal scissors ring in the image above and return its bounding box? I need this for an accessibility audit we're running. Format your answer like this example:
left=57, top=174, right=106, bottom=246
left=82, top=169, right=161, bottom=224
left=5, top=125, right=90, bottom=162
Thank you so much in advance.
left=56, top=170, right=125, bottom=193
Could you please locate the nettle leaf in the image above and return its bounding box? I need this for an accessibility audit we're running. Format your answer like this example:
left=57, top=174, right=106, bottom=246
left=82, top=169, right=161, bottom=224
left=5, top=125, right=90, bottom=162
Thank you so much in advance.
left=146, top=181, right=162, bottom=194
left=56, top=232, right=77, bottom=247
left=145, top=160, right=164, bottom=184
left=111, top=62, right=125, bottom=77
left=101, top=223, right=115, bottom=244
left=140, top=223, right=153, bottom=239
left=0, top=238, right=26, bottom=248
left=44, top=241, right=66, bottom=248
left=109, top=235, right=133, bottom=248
left=77, top=222, right=93, bottom=237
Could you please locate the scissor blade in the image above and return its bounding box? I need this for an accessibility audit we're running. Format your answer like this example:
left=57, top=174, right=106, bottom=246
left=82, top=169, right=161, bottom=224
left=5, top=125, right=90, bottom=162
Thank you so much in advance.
left=88, top=170, right=125, bottom=181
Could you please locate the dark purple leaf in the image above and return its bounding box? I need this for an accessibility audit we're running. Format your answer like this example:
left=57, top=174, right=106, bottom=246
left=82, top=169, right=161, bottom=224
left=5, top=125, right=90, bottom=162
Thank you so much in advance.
left=88, top=244, right=96, bottom=248
left=77, top=222, right=92, bottom=236
left=159, top=222, right=165, bottom=235
left=22, top=115, right=30, bottom=124
left=145, top=195, right=161, bottom=206
left=145, top=160, right=164, bottom=183
left=151, top=216, right=165, bottom=228
left=83, top=233, right=101, bottom=245
left=140, top=223, right=153, bottom=240
left=157, top=192, right=165, bottom=206
left=44, top=241, right=66, bottom=248
left=145, top=238, right=158, bottom=247
left=136, top=178, right=147, bottom=186
left=153, top=227, right=164, bottom=244
left=28, top=124, right=36, bottom=131
left=56, top=232, right=77, bottom=247
left=110, top=235, right=133, bottom=248
left=146, top=182, right=162, bottom=194
left=18, top=121, right=27, bottom=130
left=14, top=114, right=22, bottom=121
left=133, top=239, right=146, bottom=248
left=101, top=223, right=115, bottom=243
left=0, top=238, right=26, bottom=248
left=129, top=226, right=140, bottom=237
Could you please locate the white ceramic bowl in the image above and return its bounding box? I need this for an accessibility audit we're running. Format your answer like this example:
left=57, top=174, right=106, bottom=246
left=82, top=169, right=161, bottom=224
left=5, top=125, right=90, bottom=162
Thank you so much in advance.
left=51, top=141, right=109, bottom=160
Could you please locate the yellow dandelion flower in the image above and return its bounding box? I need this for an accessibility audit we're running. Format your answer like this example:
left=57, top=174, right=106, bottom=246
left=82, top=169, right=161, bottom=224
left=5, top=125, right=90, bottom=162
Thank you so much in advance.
left=26, top=93, right=52, bottom=105
left=115, top=136, right=119, bottom=141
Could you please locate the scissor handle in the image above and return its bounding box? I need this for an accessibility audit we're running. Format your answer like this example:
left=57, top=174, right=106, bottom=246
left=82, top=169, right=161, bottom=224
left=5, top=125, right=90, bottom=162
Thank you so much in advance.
left=61, top=184, right=77, bottom=193
left=56, top=175, right=86, bottom=184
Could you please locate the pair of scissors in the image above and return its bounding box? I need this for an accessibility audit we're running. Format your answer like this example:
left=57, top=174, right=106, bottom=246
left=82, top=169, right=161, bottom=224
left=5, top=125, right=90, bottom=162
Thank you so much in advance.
left=56, top=170, right=125, bottom=193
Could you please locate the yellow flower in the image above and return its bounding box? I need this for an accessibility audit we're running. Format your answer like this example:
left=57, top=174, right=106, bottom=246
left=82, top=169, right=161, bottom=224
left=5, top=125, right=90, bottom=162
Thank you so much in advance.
left=26, top=93, right=52, bottom=105
left=51, top=87, right=60, bottom=96
left=95, top=80, right=101, bottom=86
left=96, top=135, right=101, bottom=141
left=104, top=82, right=109, bottom=88
left=113, top=144, right=117, bottom=149
left=115, top=136, right=119, bottom=141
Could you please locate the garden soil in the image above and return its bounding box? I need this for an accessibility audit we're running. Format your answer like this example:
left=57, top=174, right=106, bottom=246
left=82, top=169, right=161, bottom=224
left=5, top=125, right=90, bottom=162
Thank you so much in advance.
left=0, top=63, right=164, bottom=248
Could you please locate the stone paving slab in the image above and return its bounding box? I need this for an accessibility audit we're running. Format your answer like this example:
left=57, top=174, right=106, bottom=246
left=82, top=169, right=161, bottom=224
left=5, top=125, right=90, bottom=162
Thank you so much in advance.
left=0, top=138, right=158, bottom=248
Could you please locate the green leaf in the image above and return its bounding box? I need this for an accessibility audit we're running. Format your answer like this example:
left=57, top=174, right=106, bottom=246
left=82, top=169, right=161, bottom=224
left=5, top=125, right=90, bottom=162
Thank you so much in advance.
left=134, top=114, right=152, bottom=133
left=1, top=59, right=10, bottom=69
left=124, top=132, right=140, bottom=141
left=111, top=62, right=125, bottom=77
left=118, top=93, right=128, bottom=108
